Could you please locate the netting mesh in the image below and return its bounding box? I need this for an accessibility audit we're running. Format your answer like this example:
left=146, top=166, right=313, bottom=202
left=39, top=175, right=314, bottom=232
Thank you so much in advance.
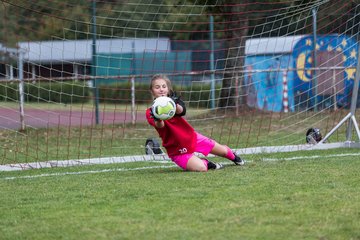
left=0, top=0, right=359, bottom=169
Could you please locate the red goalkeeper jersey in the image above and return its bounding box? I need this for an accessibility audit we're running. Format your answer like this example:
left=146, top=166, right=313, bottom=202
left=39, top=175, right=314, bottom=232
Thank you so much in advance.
left=146, top=108, right=196, bottom=156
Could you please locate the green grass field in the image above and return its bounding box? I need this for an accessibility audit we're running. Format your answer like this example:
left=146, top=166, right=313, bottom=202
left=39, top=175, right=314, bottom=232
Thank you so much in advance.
left=1, top=103, right=360, bottom=239
left=1, top=148, right=360, bottom=240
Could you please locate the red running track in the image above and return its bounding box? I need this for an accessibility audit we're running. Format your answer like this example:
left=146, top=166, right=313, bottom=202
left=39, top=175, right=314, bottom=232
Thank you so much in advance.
left=0, top=107, right=146, bottom=130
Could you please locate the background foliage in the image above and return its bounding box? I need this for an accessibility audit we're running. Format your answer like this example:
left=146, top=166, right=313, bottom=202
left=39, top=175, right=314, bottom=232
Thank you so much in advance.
left=1, top=0, right=359, bottom=107
left=1, top=0, right=359, bottom=44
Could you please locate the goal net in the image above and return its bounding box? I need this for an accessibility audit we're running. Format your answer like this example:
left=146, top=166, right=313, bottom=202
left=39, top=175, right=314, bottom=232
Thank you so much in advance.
left=0, top=0, right=359, bottom=170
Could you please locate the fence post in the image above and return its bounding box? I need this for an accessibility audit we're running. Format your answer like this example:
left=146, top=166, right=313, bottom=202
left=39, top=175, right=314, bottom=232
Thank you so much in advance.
left=18, top=51, right=25, bottom=131
left=131, top=76, right=136, bottom=125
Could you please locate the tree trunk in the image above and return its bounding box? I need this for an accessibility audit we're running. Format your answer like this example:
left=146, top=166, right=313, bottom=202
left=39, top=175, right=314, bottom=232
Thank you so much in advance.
left=219, top=3, right=249, bottom=109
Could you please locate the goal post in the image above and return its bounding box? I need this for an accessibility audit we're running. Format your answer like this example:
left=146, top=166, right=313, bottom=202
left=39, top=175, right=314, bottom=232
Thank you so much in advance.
left=0, top=0, right=359, bottom=171
left=318, top=42, right=360, bottom=144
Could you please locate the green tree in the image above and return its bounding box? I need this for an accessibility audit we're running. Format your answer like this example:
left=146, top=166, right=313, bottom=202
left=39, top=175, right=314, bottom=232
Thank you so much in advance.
left=1, top=0, right=358, bottom=108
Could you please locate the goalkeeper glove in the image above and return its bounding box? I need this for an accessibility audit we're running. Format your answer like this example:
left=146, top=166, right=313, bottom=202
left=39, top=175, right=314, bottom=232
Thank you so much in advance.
left=149, top=107, right=161, bottom=121
left=169, top=91, right=181, bottom=104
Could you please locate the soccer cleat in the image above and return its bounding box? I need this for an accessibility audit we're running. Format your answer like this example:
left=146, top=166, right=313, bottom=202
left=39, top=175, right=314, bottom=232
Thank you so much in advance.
left=207, top=160, right=224, bottom=170
left=233, top=154, right=245, bottom=166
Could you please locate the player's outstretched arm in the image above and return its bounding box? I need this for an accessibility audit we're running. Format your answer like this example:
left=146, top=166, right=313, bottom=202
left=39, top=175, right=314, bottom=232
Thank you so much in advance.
left=175, top=99, right=186, bottom=116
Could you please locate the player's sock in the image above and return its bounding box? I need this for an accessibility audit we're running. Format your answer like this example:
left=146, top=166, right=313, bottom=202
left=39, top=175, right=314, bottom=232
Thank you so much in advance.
left=225, top=146, right=236, bottom=160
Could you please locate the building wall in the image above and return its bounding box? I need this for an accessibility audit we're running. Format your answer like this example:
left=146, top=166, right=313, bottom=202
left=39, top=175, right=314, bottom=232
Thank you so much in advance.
left=292, top=35, right=358, bottom=109
left=245, top=35, right=359, bottom=112
left=245, top=54, right=294, bottom=112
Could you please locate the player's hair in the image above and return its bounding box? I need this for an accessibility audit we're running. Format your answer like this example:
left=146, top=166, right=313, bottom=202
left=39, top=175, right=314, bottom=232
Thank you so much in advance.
left=149, top=74, right=173, bottom=95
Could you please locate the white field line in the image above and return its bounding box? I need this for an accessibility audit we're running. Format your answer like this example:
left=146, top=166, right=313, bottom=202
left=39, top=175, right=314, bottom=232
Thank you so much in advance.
left=1, top=152, right=359, bottom=181
left=0, top=154, right=170, bottom=172
left=261, top=152, right=360, bottom=161
left=1, top=164, right=176, bottom=180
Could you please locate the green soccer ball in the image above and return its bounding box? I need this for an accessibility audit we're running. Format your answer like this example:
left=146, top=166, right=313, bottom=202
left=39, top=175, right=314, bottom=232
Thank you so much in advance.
left=152, top=96, right=176, bottom=120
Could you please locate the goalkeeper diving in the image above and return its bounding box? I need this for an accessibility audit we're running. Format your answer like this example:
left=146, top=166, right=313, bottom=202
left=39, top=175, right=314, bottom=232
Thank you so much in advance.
left=146, top=74, right=245, bottom=172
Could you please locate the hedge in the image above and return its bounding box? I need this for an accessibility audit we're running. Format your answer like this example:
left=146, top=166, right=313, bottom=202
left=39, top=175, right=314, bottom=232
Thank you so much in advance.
left=0, top=81, right=221, bottom=108
left=0, top=81, right=90, bottom=104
